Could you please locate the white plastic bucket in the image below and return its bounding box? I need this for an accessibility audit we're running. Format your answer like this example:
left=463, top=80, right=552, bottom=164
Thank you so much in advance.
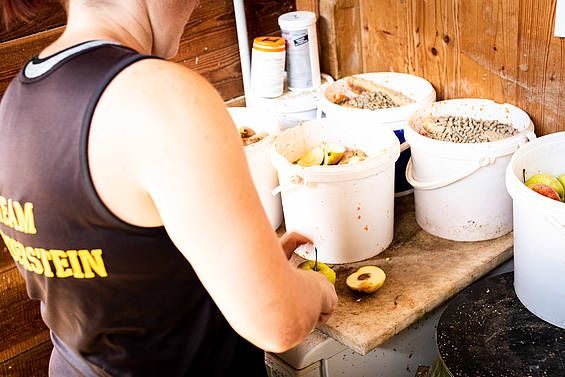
left=319, top=72, right=436, bottom=197
left=271, top=119, right=400, bottom=264
left=404, top=99, right=536, bottom=241
left=227, top=107, right=283, bottom=230
left=506, top=132, right=565, bottom=328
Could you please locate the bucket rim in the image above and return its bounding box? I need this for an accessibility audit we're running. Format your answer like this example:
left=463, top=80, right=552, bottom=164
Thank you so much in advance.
left=270, top=120, right=400, bottom=183
left=405, top=99, right=535, bottom=157
left=320, top=72, right=436, bottom=118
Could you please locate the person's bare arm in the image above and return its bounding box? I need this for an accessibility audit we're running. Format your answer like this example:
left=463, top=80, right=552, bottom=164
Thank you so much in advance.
left=89, top=59, right=337, bottom=353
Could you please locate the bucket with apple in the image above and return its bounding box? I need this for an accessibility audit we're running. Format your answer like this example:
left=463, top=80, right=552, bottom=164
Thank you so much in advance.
left=270, top=119, right=400, bottom=264
left=506, top=131, right=565, bottom=329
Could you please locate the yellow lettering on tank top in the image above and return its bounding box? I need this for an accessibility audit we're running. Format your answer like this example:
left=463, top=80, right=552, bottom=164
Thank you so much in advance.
left=0, top=195, right=36, bottom=234
left=38, top=248, right=54, bottom=278
left=79, top=249, right=107, bottom=278
left=50, top=249, right=73, bottom=278
left=7, top=200, right=19, bottom=230
left=66, top=250, right=85, bottom=279
left=13, top=201, right=36, bottom=234
left=25, top=247, right=43, bottom=275
left=0, top=196, right=8, bottom=226
left=13, top=239, right=32, bottom=271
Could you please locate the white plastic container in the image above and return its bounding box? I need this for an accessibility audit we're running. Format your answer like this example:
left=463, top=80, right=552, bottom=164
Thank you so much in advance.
left=271, top=119, right=400, bottom=264
left=247, top=74, right=334, bottom=130
left=250, top=36, right=286, bottom=98
left=278, top=11, right=321, bottom=91
left=506, top=132, right=565, bottom=329
left=319, top=72, right=436, bottom=197
left=227, top=107, right=283, bottom=230
left=404, top=99, right=536, bottom=241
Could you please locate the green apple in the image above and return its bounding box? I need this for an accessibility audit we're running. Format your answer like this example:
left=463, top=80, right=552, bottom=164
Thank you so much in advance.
left=557, top=173, right=565, bottom=194
left=298, top=260, right=336, bottom=285
left=295, top=146, right=324, bottom=167
left=323, top=142, right=346, bottom=165
left=525, top=173, right=564, bottom=202
left=527, top=183, right=561, bottom=201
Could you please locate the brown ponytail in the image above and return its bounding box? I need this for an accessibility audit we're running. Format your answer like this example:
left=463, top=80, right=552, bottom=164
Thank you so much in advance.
left=1, top=0, right=46, bottom=27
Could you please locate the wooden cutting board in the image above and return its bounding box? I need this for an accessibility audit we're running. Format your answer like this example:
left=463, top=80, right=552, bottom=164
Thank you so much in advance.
left=280, top=194, right=513, bottom=355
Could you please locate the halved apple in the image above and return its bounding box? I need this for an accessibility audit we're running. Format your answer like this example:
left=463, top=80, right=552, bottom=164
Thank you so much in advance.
left=295, top=146, right=325, bottom=167
left=323, top=142, right=346, bottom=165
left=346, top=266, right=386, bottom=293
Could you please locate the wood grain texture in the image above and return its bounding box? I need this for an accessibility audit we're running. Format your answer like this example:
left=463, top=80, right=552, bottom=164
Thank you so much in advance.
left=321, top=0, right=565, bottom=136
left=0, top=2, right=66, bottom=43
left=0, top=268, right=49, bottom=363
left=319, top=0, right=363, bottom=79
left=0, top=341, right=52, bottom=377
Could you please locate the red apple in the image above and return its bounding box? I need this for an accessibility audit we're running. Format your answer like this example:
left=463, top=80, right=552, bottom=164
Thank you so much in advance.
left=527, top=183, right=561, bottom=201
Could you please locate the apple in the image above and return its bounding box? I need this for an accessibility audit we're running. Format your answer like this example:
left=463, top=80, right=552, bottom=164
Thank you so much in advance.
left=298, top=260, right=336, bottom=285
left=346, top=266, right=386, bottom=293
left=557, top=173, right=565, bottom=193
left=525, top=173, right=564, bottom=202
left=323, top=142, right=346, bottom=165
left=295, top=146, right=325, bottom=167
left=527, top=183, right=561, bottom=202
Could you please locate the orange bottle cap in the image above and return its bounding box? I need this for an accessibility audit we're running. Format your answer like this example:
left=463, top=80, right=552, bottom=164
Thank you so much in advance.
left=253, top=36, right=286, bottom=52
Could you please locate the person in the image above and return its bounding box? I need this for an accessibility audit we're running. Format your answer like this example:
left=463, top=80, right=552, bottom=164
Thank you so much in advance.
left=0, top=0, right=338, bottom=376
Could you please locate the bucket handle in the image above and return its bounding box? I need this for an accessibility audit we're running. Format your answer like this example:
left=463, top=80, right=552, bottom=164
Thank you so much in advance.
left=405, top=131, right=534, bottom=191
left=272, top=175, right=306, bottom=196
left=548, top=216, right=565, bottom=238
left=405, top=154, right=503, bottom=191
left=400, top=141, right=410, bottom=153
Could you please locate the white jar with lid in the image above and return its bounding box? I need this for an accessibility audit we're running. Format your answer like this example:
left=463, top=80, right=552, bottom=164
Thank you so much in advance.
left=278, top=11, right=321, bottom=91
left=250, top=36, right=286, bottom=98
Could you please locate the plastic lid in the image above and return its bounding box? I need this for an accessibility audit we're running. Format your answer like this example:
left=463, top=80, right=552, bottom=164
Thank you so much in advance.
left=248, top=73, right=334, bottom=114
left=253, top=36, right=286, bottom=51
left=278, top=11, right=316, bottom=30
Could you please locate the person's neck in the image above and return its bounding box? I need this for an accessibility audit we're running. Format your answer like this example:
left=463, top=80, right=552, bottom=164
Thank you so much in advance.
left=40, top=2, right=153, bottom=59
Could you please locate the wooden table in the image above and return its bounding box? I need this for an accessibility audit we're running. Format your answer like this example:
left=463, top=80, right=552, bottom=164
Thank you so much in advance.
left=280, top=194, right=513, bottom=355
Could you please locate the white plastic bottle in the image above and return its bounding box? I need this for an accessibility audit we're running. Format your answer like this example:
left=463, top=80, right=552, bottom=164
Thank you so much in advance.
left=278, top=11, right=321, bottom=91
left=250, top=36, right=286, bottom=98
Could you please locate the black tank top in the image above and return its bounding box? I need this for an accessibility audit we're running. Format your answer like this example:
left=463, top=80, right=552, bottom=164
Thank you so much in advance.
left=0, top=42, right=265, bottom=377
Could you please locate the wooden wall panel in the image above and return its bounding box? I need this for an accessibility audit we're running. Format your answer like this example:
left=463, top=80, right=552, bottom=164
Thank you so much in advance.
left=320, top=0, right=565, bottom=136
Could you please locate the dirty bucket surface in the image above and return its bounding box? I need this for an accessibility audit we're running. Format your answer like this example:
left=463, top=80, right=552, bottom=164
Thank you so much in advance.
left=436, top=272, right=565, bottom=377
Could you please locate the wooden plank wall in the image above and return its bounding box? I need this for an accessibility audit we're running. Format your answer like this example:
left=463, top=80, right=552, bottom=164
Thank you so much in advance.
left=0, top=1, right=293, bottom=375
left=318, top=0, right=565, bottom=136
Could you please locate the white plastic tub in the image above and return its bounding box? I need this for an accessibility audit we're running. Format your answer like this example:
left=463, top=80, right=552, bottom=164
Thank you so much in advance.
left=506, top=132, right=565, bottom=329
left=228, top=107, right=283, bottom=230
left=271, top=119, right=400, bottom=264
left=404, top=99, right=536, bottom=241
left=319, top=72, right=436, bottom=197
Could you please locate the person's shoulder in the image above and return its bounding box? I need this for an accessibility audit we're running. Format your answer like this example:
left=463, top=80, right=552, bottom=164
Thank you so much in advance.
left=116, top=58, right=213, bottom=98
left=104, top=58, right=227, bottom=130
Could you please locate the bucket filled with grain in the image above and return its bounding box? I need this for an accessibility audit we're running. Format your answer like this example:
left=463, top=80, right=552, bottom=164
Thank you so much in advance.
left=404, top=99, right=536, bottom=241
left=319, top=72, right=435, bottom=197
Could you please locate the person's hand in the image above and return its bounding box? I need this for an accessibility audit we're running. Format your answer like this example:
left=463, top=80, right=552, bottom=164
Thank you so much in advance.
left=309, top=270, right=338, bottom=327
left=279, top=232, right=312, bottom=260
